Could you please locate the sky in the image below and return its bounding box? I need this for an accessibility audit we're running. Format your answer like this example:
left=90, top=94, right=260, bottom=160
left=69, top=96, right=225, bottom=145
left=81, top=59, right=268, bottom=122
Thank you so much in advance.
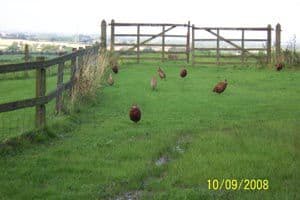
left=0, top=0, right=299, bottom=43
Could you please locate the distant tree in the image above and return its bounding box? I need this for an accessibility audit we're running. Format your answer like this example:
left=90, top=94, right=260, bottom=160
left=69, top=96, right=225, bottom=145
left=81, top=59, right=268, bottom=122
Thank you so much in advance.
left=6, top=42, right=20, bottom=52
left=40, top=44, right=60, bottom=52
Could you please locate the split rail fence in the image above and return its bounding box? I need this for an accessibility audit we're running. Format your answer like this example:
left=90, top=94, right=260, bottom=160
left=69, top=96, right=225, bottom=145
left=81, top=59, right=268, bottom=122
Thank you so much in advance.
left=0, top=45, right=101, bottom=130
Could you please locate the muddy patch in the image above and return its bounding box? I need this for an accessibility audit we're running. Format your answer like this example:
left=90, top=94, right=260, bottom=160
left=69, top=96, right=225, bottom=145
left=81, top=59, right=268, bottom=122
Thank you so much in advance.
left=155, top=155, right=169, bottom=166
left=112, top=133, right=193, bottom=200
left=114, top=190, right=142, bottom=200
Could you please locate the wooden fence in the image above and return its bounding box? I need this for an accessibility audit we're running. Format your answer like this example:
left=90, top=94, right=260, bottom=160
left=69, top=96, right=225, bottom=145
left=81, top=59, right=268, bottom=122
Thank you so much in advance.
left=0, top=44, right=101, bottom=129
left=191, top=25, right=278, bottom=65
left=109, top=20, right=191, bottom=63
left=106, top=20, right=282, bottom=65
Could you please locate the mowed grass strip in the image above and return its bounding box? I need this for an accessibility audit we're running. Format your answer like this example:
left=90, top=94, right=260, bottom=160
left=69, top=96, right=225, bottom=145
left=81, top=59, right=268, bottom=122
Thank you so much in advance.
left=0, top=61, right=299, bottom=199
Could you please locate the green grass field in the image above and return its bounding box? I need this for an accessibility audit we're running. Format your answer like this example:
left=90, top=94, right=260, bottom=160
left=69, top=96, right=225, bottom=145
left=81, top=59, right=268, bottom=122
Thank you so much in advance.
left=0, top=61, right=299, bottom=199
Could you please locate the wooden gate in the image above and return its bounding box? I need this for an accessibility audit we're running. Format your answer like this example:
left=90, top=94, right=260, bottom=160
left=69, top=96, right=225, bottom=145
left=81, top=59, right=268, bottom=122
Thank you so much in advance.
left=191, top=25, right=273, bottom=65
left=110, top=20, right=190, bottom=63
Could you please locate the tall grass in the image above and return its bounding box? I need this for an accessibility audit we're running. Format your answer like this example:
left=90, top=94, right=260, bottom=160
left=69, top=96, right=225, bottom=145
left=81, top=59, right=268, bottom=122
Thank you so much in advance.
left=71, top=49, right=110, bottom=104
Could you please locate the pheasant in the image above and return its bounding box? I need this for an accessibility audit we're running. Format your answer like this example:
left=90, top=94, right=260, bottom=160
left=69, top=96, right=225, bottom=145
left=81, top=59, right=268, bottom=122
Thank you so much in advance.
left=276, top=62, right=284, bottom=71
left=213, top=80, right=227, bottom=94
left=180, top=68, right=187, bottom=78
left=129, top=105, right=141, bottom=123
left=112, top=65, right=119, bottom=74
left=150, top=76, right=157, bottom=90
left=158, top=67, right=166, bottom=80
left=107, top=73, right=114, bottom=86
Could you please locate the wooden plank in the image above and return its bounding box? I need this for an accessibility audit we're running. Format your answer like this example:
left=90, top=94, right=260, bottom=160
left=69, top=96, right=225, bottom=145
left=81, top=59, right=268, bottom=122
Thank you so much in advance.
left=0, top=51, right=80, bottom=73
left=186, top=21, right=190, bottom=63
left=115, top=34, right=186, bottom=38
left=241, top=30, right=245, bottom=63
left=0, top=96, right=48, bottom=113
left=194, top=47, right=266, bottom=51
left=127, top=25, right=176, bottom=51
left=275, top=23, right=281, bottom=62
left=162, top=25, right=165, bottom=62
left=194, top=54, right=243, bottom=58
left=145, top=44, right=186, bottom=47
left=194, top=38, right=268, bottom=42
left=195, top=48, right=240, bottom=51
left=114, top=43, right=186, bottom=47
left=111, top=23, right=187, bottom=27
left=101, top=20, right=107, bottom=50
left=192, top=24, right=195, bottom=65
left=56, top=52, right=65, bottom=114
left=70, top=48, right=77, bottom=97
left=165, top=51, right=187, bottom=54
left=114, top=43, right=137, bottom=46
left=24, top=44, right=29, bottom=77
left=35, top=56, right=46, bottom=129
left=216, top=29, right=220, bottom=65
left=119, top=56, right=186, bottom=61
left=193, top=27, right=272, bottom=31
left=110, top=19, right=115, bottom=52
left=137, top=25, right=140, bottom=63
left=267, top=24, right=272, bottom=63
left=193, top=61, right=256, bottom=65
left=116, top=51, right=186, bottom=54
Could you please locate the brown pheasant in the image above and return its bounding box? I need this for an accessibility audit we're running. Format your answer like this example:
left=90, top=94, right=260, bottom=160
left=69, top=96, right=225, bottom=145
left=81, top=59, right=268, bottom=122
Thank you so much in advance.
left=276, top=62, right=284, bottom=71
left=107, top=73, right=114, bottom=86
left=129, top=105, right=141, bottom=123
left=112, top=65, right=119, bottom=74
left=213, top=80, right=228, bottom=94
left=180, top=68, right=187, bottom=78
left=150, top=76, right=157, bottom=90
left=158, top=67, right=166, bottom=80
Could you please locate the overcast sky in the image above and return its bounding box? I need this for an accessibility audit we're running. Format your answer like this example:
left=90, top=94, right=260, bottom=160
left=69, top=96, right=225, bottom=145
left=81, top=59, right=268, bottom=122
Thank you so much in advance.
left=0, top=0, right=299, bottom=43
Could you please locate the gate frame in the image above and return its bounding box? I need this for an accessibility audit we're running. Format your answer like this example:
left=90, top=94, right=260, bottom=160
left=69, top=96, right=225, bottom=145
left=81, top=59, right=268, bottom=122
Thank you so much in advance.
left=191, top=25, right=273, bottom=65
left=109, top=20, right=191, bottom=63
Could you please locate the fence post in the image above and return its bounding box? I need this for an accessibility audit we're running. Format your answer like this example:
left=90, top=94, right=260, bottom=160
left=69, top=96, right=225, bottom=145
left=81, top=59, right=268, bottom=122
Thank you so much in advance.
left=267, top=24, right=272, bottom=64
left=162, top=25, right=165, bottom=62
left=77, top=47, right=84, bottom=91
left=186, top=21, right=190, bottom=63
left=275, top=23, right=281, bottom=63
left=137, top=25, right=140, bottom=63
left=216, top=28, right=220, bottom=65
left=110, top=19, right=115, bottom=52
left=24, top=44, right=29, bottom=78
left=56, top=52, right=65, bottom=114
left=101, top=20, right=107, bottom=51
left=241, top=30, right=245, bottom=64
left=191, top=24, right=195, bottom=66
left=35, top=56, right=46, bottom=129
left=70, top=48, right=77, bottom=97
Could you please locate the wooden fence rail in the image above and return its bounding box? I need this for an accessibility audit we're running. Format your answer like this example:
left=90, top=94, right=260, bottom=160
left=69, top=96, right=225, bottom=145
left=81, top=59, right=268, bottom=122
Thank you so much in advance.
left=0, top=44, right=101, bottom=129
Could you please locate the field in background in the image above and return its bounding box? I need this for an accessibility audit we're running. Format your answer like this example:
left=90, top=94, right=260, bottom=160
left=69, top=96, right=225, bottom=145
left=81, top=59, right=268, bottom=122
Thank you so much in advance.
left=0, top=60, right=299, bottom=199
left=0, top=38, right=83, bottom=50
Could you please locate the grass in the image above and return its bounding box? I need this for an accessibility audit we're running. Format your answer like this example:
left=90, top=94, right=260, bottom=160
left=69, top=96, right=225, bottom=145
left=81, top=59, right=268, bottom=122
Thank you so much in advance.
left=0, top=60, right=299, bottom=199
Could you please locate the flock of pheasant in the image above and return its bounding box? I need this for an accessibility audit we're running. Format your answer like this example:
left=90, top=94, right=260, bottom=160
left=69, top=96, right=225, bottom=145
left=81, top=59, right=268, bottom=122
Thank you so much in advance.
left=107, top=62, right=284, bottom=123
